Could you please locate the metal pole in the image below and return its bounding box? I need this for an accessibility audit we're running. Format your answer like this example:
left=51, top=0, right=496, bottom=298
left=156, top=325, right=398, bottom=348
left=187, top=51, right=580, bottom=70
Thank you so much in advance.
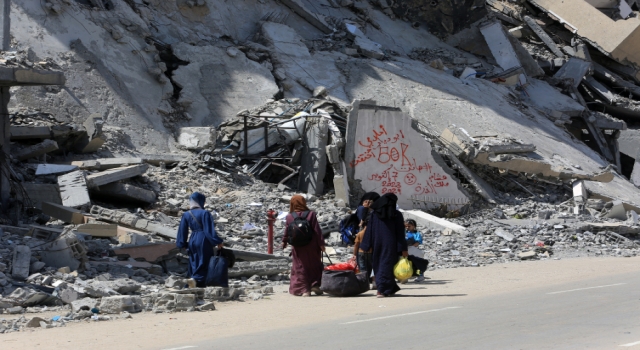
left=267, top=208, right=276, bottom=254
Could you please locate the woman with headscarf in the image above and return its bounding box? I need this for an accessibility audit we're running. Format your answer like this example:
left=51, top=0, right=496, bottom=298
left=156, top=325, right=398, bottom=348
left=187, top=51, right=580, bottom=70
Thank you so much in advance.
left=356, top=192, right=381, bottom=226
left=282, top=195, right=326, bottom=297
left=176, top=192, right=223, bottom=288
left=360, top=193, right=408, bottom=297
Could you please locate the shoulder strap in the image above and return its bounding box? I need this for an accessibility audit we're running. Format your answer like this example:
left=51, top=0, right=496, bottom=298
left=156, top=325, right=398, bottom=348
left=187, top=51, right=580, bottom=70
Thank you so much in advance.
left=291, top=212, right=299, bottom=219
left=302, top=211, right=310, bottom=219
left=188, top=210, right=204, bottom=231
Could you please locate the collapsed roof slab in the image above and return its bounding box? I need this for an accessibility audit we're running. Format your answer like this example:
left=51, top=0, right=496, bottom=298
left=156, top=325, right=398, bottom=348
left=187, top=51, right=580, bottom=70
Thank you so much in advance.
left=584, top=174, right=640, bottom=212
left=340, top=56, right=614, bottom=182
left=260, top=22, right=349, bottom=103
left=528, top=0, right=640, bottom=81
left=172, top=43, right=279, bottom=127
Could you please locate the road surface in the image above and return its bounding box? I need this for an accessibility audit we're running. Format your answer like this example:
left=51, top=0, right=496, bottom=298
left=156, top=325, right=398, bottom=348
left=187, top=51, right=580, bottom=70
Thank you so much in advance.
left=3, top=256, right=640, bottom=350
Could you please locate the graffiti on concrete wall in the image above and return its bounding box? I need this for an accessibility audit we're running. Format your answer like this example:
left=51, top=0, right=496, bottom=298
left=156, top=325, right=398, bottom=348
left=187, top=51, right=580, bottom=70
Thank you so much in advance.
left=350, top=124, right=451, bottom=197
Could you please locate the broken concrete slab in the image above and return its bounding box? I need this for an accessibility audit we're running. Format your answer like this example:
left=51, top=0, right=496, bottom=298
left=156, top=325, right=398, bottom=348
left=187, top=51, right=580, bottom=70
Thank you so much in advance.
left=553, top=58, right=592, bottom=88
left=19, top=183, right=61, bottom=209
left=11, top=245, right=31, bottom=281
left=76, top=223, right=118, bottom=237
left=85, top=164, right=148, bottom=189
left=401, top=210, right=468, bottom=234
left=90, top=182, right=156, bottom=204
left=494, top=228, right=515, bottom=242
left=480, top=21, right=521, bottom=72
left=524, top=80, right=586, bottom=117
left=14, top=139, right=59, bottom=161
left=178, top=127, right=216, bottom=150
left=113, top=243, right=177, bottom=263
left=344, top=23, right=385, bottom=59
left=35, top=164, right=78, bottom=176
left=41, top=202, right=86, bottom=224
left=10, top=126, right=51, bottom=140
left=605, top=200, right=627, bottom=220
left=90, top=205, right=177, bottom=239
left=228, top=260, right=290, bottom=278
left=523, top=16, right=564, bottom=57
left=72, top=158, right=144, bottom=171
left=75, top=113, right=106, bottom=153
left=583, top=76, right=616, bottom=105
left=280, top=0, right=333, bottom=34
left=58, top=170, right=91, bottom=209
left=584, top=174, right=640, bottom=213
left=299, top=117, right=328, bottom=196
left=171, top=43, right=279, bottom=126
left=592, top=62, right=640, bottom=99
left=345, top=103, right=470, bottom=210
left=588, top=112, right=626, bottom=130
left=260, top=22, right=348, bottom=102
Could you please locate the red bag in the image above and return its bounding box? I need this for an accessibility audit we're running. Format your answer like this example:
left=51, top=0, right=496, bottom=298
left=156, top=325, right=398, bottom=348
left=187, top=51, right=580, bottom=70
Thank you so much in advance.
left=325, top=257, right=358, bottom=272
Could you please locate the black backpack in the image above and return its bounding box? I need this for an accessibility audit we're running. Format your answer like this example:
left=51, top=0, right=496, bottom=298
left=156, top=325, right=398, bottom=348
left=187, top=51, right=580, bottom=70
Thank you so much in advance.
left=287, top=211, right=314, bottom=247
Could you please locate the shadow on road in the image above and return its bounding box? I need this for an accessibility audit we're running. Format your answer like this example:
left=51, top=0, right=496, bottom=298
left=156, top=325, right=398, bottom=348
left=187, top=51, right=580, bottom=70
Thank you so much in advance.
left=392, top=293, right=467, bottom=298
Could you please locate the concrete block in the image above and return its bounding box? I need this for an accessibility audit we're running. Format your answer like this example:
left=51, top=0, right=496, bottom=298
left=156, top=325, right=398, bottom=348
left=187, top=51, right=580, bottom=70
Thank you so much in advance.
left=42, top=202, right=86, bottom=224
left=98, top=296, right=143, bottom=314
left=58, top=170, right=91, bottom=208
left=19, top=183, right=61, bottom=209
left=76, top=223, right=118, bottom=237
left=10, top=126, right=51, bottom=140
left=178, top=127, right=216, bottom=150
left=86, top=164, right=148, bottom=188
left=11, top=245, right=31, bottom=280
left=333, top=175, right=350, bottom=204
left=90, top=182, right=156, bottom=204
left=35, top=164, right=78, bottom=176
left=71, top=297, right=99, bottom=313
left=14, top=139, right=59, bottom=161
left=40, top=232, right=87, bottom=271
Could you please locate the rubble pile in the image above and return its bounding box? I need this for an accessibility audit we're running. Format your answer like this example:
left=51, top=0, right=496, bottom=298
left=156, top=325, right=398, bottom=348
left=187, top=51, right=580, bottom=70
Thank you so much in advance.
left=3, top=0, right=640, bottom=333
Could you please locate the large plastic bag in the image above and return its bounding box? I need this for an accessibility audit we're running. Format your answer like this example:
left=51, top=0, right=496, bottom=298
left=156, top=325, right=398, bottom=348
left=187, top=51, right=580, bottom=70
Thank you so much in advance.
left=394, top=257, right=413, bottom=280
left=321, top=271, right=370, bottom=297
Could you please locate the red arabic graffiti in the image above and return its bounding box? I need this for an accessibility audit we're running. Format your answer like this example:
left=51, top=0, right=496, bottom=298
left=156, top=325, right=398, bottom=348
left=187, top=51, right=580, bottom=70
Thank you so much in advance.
left=353, top=123, right=450, bottom=196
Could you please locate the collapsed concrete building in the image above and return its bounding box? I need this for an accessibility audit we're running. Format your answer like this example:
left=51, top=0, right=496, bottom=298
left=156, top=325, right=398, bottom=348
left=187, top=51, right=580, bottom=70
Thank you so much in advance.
left=1, top=0, right=640, bottom=332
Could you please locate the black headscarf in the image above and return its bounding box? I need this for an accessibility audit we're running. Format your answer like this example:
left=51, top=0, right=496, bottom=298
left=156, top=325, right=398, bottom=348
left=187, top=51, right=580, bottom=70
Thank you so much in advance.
left=370, top=193, right=398, bottom=220
left=359, top=192, right=381, bottom=206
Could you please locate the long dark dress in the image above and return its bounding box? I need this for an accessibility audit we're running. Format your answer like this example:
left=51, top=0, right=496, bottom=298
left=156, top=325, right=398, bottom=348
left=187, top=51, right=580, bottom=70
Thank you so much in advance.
left=360, top=210, right=408, bottom=296
left=283, top=211, right=325, bottom=295
left=176, top=209, right=223, bottom=285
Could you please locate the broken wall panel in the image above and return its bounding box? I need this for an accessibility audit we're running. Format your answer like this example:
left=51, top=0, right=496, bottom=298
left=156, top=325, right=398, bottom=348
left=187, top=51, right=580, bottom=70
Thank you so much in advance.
left=480, top=21, right=521, bottom=72
left=19, top=184, right=62, bottom=209
left=346, top=103, right=470, bottom=210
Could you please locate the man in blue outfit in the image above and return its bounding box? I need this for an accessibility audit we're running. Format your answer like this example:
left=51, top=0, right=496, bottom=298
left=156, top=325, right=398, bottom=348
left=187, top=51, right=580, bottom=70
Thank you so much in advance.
left=176, top=192, right=223, bottom=288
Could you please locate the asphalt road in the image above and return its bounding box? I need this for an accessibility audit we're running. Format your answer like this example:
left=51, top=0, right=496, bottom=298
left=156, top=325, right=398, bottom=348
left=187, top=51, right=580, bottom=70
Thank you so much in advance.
left=177, top=270, right=640, bottom=350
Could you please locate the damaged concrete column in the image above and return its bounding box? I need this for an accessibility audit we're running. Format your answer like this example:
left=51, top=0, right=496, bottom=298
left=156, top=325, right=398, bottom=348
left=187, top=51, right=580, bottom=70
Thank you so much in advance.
left=299, top=117, right=329, bottom=196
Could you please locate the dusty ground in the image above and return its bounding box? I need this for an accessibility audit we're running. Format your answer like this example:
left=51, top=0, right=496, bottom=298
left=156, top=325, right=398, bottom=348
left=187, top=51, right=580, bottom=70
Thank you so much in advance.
left=2, top=256, right=640, bottom=350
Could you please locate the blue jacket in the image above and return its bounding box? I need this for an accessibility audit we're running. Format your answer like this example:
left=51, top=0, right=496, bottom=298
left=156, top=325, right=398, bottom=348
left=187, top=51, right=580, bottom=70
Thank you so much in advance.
left=405, top=231, right=423, bottom=244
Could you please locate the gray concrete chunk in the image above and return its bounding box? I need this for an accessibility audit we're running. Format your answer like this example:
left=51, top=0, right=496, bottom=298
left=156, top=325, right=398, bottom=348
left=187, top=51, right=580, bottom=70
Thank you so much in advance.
left=86, top=164, right=148, bottom=188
